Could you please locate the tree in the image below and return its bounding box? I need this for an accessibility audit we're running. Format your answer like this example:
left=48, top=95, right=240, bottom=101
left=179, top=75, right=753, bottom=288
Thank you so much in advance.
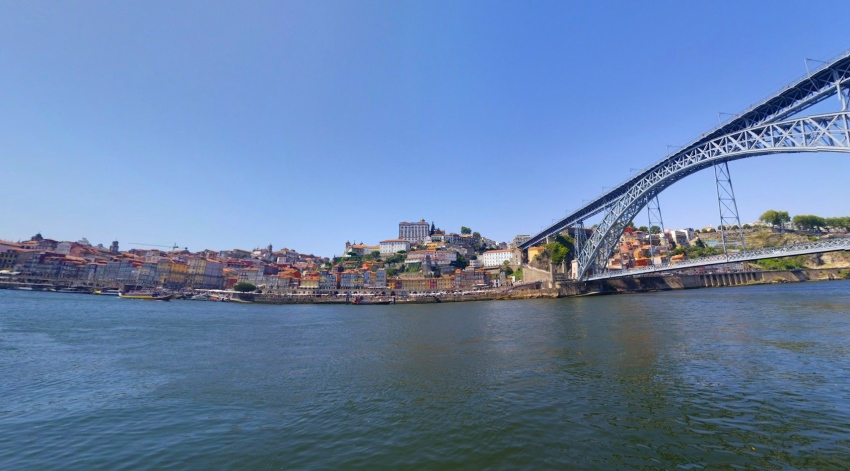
left=792, top=214, right=826, bottom=232
left=386, top=252, right=407, bottom=264
left=233, top=282, right=257, bottom=293
left=460, top=226, right=472, bottom=235
left=450, top=254, right=468, bottom=269
left=502, top=260, right=513, bottom=276
left=759, top=210, right=790, bottom=231
left=637, top=225, right=649, bottom=232
left=825, top=216, right=850, bottom=232
left=371, top=250, right=381, bottom=259
left=649, top=225, right=662, bottom=234
left=544, top=234, right=574, bottom=267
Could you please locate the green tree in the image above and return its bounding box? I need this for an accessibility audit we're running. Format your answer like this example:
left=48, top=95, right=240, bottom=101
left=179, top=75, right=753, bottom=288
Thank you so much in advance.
left=792, top=214, right=826, bottom=232
left=450, top=254, right=468, bottom=269
left=649, top=225, right=662, bottom=234
left=502, top=260, right=513, bottom=276
left=637, top=225, right=649, bottom=232
left=461, top=226, right=472, bottom=235
left=756, top=256, right=807, bottom=270
left=759, top=210, right=791, bottom=231
left=544, top=234, right=574, bottom=266
left=386, top=252, right=407, bottom=264
left=233, top=282, right=257, bottom=293
left=825, top=217, right=850, bottom=232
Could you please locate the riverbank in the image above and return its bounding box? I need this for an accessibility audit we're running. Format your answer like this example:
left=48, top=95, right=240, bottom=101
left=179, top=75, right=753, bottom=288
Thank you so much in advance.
left=3, top=267, right=845, bottom=304
left=561, top=267, right=849, bottom=297
left=248, top=287, right=560, bottom=305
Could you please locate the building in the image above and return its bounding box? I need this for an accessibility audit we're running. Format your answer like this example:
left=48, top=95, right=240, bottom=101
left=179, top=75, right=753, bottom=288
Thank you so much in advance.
left=340, top=270, right=365, bottom=289
left=398, top=219, right=430, bottom=244
left=187, top=258, right=225, bottom=289
left=156, top=258, right=188, bottom=289
left=344, top=242, right=380, bottom=257
left=671, top=229, right=692, bottom=248
left=527, top=246, right=546, bottom=262
left=481, top=249, right=517, bottom=267
left=379, top=239, right=410, bottom=256
left=319, top=271, right=339, bottom=289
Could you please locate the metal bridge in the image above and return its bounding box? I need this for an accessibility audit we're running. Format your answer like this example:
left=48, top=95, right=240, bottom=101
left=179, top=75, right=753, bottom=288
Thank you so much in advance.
left=584, top=238, right=850, bottom=281
left=520, top=50, right=850, bottom=281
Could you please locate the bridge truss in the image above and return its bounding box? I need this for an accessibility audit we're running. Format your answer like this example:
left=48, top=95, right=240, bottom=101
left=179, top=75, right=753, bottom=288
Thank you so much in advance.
left=578, top=112, right=850, bottom=279
left=520, top=50, right=850, bottom=281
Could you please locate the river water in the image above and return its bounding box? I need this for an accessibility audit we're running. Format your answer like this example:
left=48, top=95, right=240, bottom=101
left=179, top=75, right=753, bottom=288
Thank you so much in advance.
left=2, top=281, right=850, bottom=469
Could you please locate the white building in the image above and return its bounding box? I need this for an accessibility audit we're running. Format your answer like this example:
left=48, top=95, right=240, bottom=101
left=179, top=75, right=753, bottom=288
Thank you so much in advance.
left=380, top=239, right=410, bottom=255
left=482, top=249, right=516, bottom=267
left=399, top=219, right=430, bottom=243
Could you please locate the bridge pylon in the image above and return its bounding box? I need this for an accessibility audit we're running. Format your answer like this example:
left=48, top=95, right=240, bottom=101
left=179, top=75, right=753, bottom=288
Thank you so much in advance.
left=646, top=193, right=666, bottom=262
left=714, top=161, right=746, bottom=254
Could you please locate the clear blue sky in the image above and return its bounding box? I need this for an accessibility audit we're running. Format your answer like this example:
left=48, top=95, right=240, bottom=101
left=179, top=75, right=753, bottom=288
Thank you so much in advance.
left=2, top=0, right=849, bottom=257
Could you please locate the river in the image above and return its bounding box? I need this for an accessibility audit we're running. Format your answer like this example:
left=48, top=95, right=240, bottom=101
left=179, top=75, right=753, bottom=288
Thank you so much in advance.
left=2, top=281, right=849, bottom=469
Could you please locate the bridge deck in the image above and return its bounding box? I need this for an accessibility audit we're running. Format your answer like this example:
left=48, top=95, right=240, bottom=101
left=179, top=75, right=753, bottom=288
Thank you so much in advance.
left=585, top=238, right=850, bottom=281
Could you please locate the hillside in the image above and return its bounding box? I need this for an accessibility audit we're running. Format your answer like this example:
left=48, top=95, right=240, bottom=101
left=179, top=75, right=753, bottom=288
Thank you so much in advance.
left=696, top=229, right=850, bottom=269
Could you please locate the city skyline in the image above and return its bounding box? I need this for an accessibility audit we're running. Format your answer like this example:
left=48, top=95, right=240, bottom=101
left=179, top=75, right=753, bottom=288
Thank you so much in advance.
left=3, top=1, right=850, bottom=257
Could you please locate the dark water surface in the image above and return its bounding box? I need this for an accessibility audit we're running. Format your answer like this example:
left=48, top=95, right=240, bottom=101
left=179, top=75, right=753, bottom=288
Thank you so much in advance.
left=2, top=282, right=850, bottom=469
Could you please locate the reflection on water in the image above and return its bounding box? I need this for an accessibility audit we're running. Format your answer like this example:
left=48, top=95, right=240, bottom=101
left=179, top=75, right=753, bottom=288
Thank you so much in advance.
left=2, top=281, right=850, bottom=469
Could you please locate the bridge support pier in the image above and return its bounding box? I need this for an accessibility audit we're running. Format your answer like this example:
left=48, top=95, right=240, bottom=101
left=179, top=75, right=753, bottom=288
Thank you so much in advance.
left=714, top=161, right=746, bottom=254
left=647, top=193, right=666, bottom=262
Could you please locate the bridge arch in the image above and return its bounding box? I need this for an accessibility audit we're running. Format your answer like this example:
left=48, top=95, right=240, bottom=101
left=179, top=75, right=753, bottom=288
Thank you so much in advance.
left=576, top=112, right=850, bottom=280
left=521, top=51, right=850, bottom=251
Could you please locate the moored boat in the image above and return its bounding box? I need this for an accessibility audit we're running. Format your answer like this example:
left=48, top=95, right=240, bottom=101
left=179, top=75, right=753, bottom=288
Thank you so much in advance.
left=351, top=296, right=394, bottom=305
left=119, top=291, right=173, bottom=301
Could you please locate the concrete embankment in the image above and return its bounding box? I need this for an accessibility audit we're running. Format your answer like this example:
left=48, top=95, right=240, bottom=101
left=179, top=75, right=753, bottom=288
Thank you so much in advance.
left=229, top=269, right=845, bottom=305
left=249, top=287, right=560, bottom=305
left=558, top=268, right=848, bottom=297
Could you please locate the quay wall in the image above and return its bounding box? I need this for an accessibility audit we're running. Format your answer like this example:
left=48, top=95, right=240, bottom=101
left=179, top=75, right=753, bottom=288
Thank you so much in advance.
left=558, top=268, right=847, bottom=297
left=521, top=265, right=553, bottom=287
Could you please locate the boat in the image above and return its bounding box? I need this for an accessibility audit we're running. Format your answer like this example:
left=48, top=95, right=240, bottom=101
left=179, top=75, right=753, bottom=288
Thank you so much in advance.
left=96, top=289, right=121, bottom=296
left=57, top=286, right=93, bottom=294
left=14, top=286, right=33, bottom=291
left=119, top=291, right=173, bottom=301
left=351, top=296, right=394, bottom=305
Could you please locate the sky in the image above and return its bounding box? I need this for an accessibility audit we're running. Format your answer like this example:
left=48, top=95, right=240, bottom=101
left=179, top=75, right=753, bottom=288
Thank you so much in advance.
left=2, top=0, right=849, bottom=257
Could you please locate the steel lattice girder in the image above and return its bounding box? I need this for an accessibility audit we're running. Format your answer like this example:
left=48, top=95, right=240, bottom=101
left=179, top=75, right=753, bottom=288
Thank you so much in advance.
left=576, top=111, right=850, bottom=280
left=521, top=50, right=850, bottom=250
left=585, top=238, right=850, bottom=281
